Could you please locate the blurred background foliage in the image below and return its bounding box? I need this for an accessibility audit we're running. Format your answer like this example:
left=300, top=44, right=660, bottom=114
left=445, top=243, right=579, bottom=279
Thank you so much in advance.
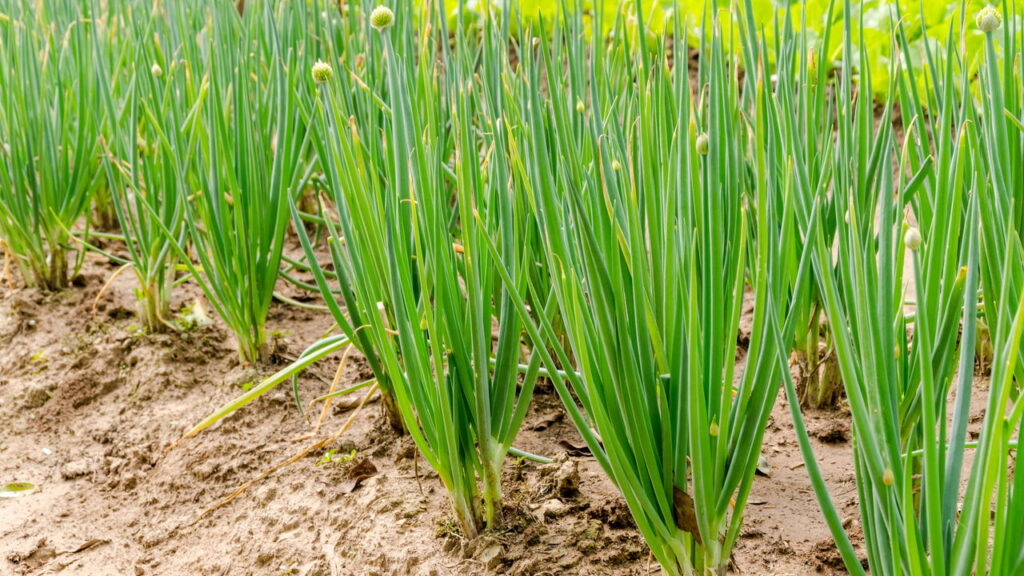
left=437, top=0, right=1017, bottom=96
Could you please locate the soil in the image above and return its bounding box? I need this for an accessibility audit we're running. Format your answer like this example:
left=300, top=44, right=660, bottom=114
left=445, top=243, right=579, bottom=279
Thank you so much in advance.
left=1, top=246, right=877, bottom=576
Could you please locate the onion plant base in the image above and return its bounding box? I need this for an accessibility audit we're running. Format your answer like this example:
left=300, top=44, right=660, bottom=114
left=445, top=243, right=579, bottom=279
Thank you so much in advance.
left=31, top=246, right=71, bottom=293
left=134, top=281, right=173, bottom=334
left=235, top=326, right=271, bottom=366
left=3, top=241, right=71, bottom=292
left=91, top=189, right=120, bottom=233
left=378, top=387, right=406, bottom=436
left=791, top=347, right=844, bottom=410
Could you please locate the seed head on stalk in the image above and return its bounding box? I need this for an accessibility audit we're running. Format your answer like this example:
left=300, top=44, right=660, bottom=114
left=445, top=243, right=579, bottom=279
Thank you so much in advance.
left=370, top=6, right=394, bottom=31
left=976, top=5, right=1002, bottom=33
left=905, top=227, right=922, bottom=251
left=151, top=63, right=163, bottom=78
left=312, top=60, right=333, bottom=84
left=696, top=132, right=709, bottom=156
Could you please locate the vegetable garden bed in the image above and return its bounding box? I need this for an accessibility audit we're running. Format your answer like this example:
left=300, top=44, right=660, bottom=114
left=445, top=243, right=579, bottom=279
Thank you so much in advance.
left=1, top=0, right=1021, bottom=574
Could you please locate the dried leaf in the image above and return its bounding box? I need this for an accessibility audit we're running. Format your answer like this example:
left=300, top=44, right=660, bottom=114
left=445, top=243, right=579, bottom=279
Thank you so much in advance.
left=70, top=539, right=109, bottom=554
left=531, top=412, right=563, bottom=431
left=557, top=440, right=591, bottom=457
left=672, top=487, right=703, bottom=544
left=340, top=458, right=378, bottom=493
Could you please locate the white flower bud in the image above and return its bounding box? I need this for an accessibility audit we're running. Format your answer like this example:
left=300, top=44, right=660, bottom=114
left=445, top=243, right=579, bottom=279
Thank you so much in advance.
left=370, top=6, right=394, bottom=30
left=312, top=60, right=333, bottom=84
left=905, top=227, right=922, bottom=251
left=976, top=5, right=1002, bottom=33
left=696, top=132, right=709, bottom=156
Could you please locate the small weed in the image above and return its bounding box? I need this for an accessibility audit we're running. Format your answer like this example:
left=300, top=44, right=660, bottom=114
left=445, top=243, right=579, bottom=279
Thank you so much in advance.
left=316, top=448, right=357, bottom=466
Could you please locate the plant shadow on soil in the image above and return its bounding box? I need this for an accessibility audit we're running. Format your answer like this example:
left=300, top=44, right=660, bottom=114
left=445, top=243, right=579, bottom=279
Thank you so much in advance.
left=3, top=244, right=984, bottom=575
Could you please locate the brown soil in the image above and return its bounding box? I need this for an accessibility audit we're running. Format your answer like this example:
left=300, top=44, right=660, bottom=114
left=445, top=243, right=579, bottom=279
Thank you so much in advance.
left=1, top=248, right=866, bottom=576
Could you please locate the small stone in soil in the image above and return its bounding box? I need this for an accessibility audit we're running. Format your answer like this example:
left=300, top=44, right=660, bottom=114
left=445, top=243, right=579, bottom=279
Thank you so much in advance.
left=537, top=498, right=569, bottom=520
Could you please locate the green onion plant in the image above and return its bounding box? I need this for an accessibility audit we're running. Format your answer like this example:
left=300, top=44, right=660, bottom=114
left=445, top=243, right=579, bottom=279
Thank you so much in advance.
left=773, top=2, right=1024, bottom=574
left=975, top=1, right=1024, bottom=381
left=301, top=2, right=542, bottom=535
left=96, top=5, right=202, bottom=332
left=491, top=5, right=801, bottom=572
left=179, top=0, right=311, bottom=363
left=0, top=0, right=105, bottom=290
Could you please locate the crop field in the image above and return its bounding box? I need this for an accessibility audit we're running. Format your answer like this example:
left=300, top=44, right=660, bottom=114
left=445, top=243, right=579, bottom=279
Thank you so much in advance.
left=0, top=0, right=1022, bottom=574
